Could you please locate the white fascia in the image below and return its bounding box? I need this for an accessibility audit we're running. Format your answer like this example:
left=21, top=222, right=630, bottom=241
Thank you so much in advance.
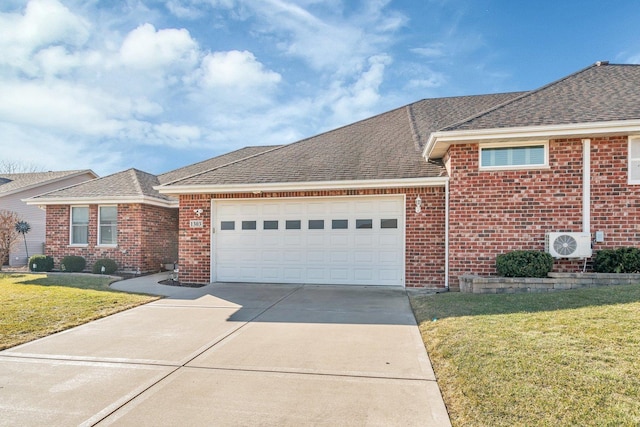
left=423, top=120, right=640, bottom=160
left=156, top=177, right=449, bottom=195
left=23, top=196, right=179, bottom=208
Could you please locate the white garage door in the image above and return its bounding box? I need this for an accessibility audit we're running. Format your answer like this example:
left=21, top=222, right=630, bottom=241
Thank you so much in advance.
left=212, top=195, right=405, bottom=286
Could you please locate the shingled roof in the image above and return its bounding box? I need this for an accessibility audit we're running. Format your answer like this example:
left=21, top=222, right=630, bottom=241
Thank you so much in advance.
left=28, top=146, right=280, bottom=205
left=444, top=62, right=640, bottom=131
left=158, top=145, right=280, bottom=185
left=29, top=169, right=176, bottom=206
left=0, top=170, right=96, bottom=198
left=161, top=92, right=523, bottom=189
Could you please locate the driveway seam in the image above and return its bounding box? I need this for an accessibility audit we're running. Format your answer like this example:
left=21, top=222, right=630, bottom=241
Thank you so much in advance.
left=84, top=285, right=305, bottom=426
left=180, top=364, right=438, bottom=382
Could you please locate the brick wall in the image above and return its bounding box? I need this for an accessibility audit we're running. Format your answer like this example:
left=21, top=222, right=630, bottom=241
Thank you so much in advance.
left=46, top=203, right=178, bottom=272
left=178, top=188, right=446, bottom=287
left=448, top=135, right=640, bottom=285
left=591, top=136, right=640, bottom=247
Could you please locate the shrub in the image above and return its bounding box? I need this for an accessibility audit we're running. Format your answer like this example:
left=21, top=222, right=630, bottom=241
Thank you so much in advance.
left=496, top=250, right=554, bottom=278
left=92, top=258, right=118, bottom=275
left=29, top=255, right=54, bottom=272
left=593, top=247, right=640, bottom=273
left=61, top=255, right=86, bottom=272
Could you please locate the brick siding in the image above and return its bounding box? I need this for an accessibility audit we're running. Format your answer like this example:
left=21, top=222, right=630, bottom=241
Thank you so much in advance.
left=45, top=203, right=178, bottom=273
left=178, top=188, right=446, bottom=287
left=448, top=135, right=640, bottom=285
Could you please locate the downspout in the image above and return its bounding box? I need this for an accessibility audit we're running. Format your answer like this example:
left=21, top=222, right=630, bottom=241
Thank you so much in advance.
left=445, top=179, right=450, bottom=291
left=582, top=139, right=591, bottom=234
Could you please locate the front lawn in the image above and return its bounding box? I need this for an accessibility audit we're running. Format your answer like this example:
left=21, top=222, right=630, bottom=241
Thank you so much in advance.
left=0, top=273, right=158, bottom=350
left=410, top=285, right=640, bottom=427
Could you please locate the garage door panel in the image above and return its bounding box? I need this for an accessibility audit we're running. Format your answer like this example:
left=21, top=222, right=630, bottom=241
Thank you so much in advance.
left=213, top=196, right=404, bottom=286
left=283, top=268, right=303, bottom=280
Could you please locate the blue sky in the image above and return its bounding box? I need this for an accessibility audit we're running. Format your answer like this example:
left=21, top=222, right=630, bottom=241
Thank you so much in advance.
left=1, top=0, right=638, bottom=177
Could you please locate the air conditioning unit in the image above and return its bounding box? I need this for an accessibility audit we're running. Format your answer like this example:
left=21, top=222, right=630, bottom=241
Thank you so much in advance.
left=545, top=232, right=592, bottom=258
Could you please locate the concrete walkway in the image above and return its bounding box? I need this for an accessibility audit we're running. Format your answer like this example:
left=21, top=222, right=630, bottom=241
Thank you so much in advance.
left=0, top=273, right=451, bottom=426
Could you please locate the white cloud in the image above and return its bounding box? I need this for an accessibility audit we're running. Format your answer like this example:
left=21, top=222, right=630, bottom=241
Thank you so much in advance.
left=119, top=23, right=199, bottom=71
left=0, top=0, right=90, bottom=74
left=411, top=44, right=447, bottom=59
left=198, top=50, right=281, bottom=90
left=323, top=54, right=391, bottom=126
left=249, top=0, right=404, bottom=76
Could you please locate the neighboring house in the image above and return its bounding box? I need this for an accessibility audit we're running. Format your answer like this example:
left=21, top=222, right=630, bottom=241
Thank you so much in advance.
left=0, top=170, right=97, bottom=266
left=28, top=147, right=277, bottom=273
left=28, top=62, right=640, bottom=289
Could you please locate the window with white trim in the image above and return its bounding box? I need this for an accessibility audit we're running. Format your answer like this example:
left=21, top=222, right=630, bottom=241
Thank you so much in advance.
left=479, top=142, right=548, bottom=169
left=629, top=137, right=640, bottom=184
left=70, top=206, right=89, bottom=245
left=98, top=206, right=117, bottom=245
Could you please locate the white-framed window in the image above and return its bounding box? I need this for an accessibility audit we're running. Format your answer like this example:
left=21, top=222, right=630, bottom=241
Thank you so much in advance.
left=629, top=137, right=640, bottom=184
left=479, top=141, right=548, bottom=170
left=70, top=206, right=89, bottom=245
left=98, top=205, right=117, bottom=246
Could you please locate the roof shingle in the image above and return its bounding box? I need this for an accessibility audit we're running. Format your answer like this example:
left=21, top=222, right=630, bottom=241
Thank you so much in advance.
left=165, top=92, right=523, bottom=187
left=0, top=170, right=95, bottom=197
left=445, top=63, right=640, bottom=131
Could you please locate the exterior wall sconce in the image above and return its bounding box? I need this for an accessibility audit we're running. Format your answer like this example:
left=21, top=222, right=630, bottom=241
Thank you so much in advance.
left=415, top=195, right=422, bottom=213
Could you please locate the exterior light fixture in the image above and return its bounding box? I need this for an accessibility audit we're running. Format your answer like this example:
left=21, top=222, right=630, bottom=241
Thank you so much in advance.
left=193, top=209, right=203, bottom=217
left=415, top=195, right=422, bottom=213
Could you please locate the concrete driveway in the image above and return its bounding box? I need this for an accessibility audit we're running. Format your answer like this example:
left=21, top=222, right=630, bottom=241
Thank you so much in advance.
left=0, top=275, right=451, bottom=426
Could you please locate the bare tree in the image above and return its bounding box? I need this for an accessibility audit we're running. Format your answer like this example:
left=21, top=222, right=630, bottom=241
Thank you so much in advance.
left=0, top=210, right=21, bottom=270
left=0, top=160, right=43, bottom=174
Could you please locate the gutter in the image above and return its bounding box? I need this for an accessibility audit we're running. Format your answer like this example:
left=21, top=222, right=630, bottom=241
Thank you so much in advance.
left=156, top=177, right=449, bottom=195
left=445, top=180, right=450, bottom=291
left=424, top=119, right=640, bottom=160
left=583, top=139, right=591, bottom=234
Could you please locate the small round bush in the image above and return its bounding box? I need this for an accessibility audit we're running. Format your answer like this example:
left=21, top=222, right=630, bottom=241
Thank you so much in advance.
left=92, top=258, right=118, bottom=275
left=29, top=255, right=54, bottom=272
left=61, top=255, right=86, bottom=272
left=496, top=250, right=554, bottom=278
left=593, top=247, right=640, bottom=273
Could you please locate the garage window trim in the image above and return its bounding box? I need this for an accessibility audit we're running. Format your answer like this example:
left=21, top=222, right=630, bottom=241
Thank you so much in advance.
left=242, top=220, right=257, bottom=230
left=356, top=219, right=373, bottom=229
left=308, top=219, right=324, bottom=230
left=332, top=219, right=348, bottom=229
left=381, top=218, right=398, bottom=229
left=220, top=221, right=235, bottom=230
left=263, top=220, right=278, bottom=230
left=286, top=220, right=301, bottom=230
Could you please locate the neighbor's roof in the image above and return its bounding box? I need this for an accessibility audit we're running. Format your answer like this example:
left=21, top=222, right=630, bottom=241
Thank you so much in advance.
left=27, top=169, right=176, bottom=207
left=160, top=92, right=523, bottom=191
left=27, top=146, right=279, bottom=206
left=444, top=63, right=640, bottom=131
left=0, top=170, right=97, bottom=198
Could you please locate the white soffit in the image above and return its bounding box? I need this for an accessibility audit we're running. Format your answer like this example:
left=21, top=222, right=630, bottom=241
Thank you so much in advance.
left=424, top=120, right=640, bottom=159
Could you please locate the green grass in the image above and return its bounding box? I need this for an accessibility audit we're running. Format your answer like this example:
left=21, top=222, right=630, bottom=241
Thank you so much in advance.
left=0, top=273, right=158, bottom=350
left=410, top=285, right=640, bottom=427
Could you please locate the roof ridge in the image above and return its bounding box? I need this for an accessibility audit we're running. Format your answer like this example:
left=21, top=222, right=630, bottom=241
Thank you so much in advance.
left=405, top=104, right=422, bottom=151
left=439, top=62, right=603, bottom=132
left=129, top=168, right=146, bottom=196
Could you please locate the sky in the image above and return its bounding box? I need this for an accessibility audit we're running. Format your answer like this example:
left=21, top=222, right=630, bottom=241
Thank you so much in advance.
left=0, top=0, right=639, bottom=177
